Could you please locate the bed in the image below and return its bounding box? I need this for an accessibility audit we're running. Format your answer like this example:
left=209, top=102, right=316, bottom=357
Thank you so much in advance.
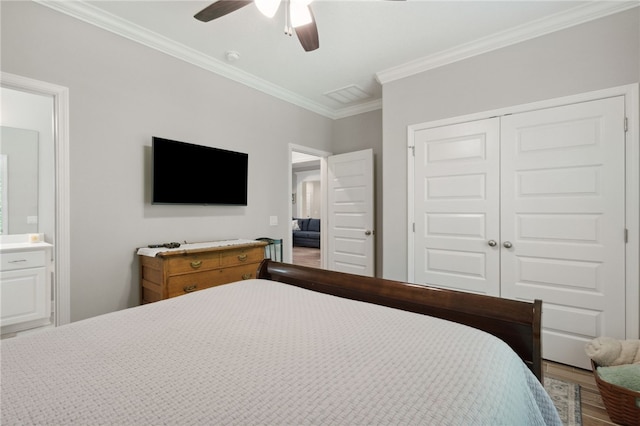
left=1, top=260, right=560, bottom=425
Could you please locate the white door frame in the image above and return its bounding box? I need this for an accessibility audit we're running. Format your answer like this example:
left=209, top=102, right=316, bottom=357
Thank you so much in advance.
left=1, top=72, right=71, bottom=326
left=408, top=83, right=639, bottom=340
left=0, top=154, right=8, bottom=234
left=288, top=144, right=331, bottom=268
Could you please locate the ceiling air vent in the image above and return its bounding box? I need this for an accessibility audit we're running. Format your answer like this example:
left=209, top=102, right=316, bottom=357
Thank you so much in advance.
left=324, top=85, right=372, bottom=105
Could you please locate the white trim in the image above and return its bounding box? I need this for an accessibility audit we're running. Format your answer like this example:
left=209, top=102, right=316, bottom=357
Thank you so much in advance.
left=377, top=2, right=639, bottom=84
left=0, top=72, right=71, bottom=326
left=624, top=85, right=639, bottom=340
left=34, top=0, right=378, bottom=120
left=0, top=155, right=8, bottom=235
left=35, top=1, right=636, bottom=119
left=407, top=83, right=640, bottom=340
left=407, top=128, right=415, bottom=283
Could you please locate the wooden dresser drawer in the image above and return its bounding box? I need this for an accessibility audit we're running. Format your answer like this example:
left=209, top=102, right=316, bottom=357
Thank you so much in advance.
left=139, top=241, right=267, bottom=303
left=166, top=252, right=220, bottom=275
left=215, top=263, right=260, bottom=283
left=166, top=263, right=259, bottom=298
left=219, top=247, right=264, bottom=267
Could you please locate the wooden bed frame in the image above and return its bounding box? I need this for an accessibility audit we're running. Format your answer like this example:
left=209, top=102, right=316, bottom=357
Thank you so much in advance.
left=257, top=260, right=543, bottom=381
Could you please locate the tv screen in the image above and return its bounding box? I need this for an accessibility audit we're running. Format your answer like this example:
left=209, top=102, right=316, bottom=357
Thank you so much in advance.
left=152, top=137, right=248, bottom=205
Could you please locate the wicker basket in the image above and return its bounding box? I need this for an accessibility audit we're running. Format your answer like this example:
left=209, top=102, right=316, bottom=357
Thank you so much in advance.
left=591, top=360, right=640, bottom=426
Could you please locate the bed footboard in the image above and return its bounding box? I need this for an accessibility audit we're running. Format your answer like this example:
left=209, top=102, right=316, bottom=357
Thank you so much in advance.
left=257, top=260, right=542, bottom=381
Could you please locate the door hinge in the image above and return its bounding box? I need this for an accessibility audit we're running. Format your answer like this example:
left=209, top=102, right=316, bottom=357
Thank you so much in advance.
left=409, top=146, right=415, bottom=157
left=624, top=117, right=628, bottom=132
left=412, top=222, right=415, bottom=233
left=625, top=228, right=629, bottom=243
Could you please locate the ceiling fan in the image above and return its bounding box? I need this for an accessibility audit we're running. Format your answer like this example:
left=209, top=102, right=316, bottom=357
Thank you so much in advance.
left=194, top=0, right=320, bottom=52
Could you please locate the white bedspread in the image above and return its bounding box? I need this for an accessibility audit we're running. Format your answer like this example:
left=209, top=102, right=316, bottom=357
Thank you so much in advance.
left=1, top=279, right=561, bottom=425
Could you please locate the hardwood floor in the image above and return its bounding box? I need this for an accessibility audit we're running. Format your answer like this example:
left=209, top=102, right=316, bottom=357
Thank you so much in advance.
left=292, top=246, right=321, bottom=268
left=544, top=361, right=617, bottom=425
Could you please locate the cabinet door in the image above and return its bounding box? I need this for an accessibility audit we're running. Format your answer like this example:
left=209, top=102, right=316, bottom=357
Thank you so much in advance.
left=1, top=267, right=49, bottom=326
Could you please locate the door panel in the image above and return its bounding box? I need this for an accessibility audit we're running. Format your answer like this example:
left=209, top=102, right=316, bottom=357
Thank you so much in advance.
left=327, top=149, right=375, bottom=276
left=413, top=118, right=500, bottom=296
left=411, top=96, right=627, bottom=369
left=501, top=96, right=626, bottom=369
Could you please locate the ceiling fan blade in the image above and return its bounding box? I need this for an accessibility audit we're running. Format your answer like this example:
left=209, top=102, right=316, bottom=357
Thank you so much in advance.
left=294, top=6, right=319, bottom=52
left=194, top=0, right=252, bottom=22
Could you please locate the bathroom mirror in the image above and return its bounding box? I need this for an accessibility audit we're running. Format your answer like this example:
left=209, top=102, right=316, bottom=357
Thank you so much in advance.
left=0, top=126, right=39, bottom=235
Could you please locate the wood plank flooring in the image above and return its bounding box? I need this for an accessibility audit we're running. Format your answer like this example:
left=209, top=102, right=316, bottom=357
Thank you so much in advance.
left=292, top=246, right=321, bottom=268
left=544, top=361, right=617, bottom=425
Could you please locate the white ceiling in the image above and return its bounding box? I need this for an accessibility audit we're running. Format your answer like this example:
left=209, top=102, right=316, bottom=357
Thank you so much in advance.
left=40, top=0, right=638, bottom=119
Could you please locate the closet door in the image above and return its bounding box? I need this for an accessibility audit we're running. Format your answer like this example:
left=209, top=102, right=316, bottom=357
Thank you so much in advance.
left=412, top=118, right=500, bottom=296
left=500, top=97, right=626, bottom=369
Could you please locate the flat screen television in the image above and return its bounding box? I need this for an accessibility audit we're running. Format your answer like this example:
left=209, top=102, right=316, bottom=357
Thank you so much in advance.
left=152, top=137, right=248, bottom=205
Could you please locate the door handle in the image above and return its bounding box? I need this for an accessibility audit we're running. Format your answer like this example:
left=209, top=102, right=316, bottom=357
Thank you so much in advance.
left=503, top=241, right=513, bottom=249
left=487, top=240, right=497, bottom=247
left=365, top=230, right=373, bottom=236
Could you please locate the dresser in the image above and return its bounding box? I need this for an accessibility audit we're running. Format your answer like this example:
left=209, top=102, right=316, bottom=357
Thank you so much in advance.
left=139, top=240, right=267, bottom=304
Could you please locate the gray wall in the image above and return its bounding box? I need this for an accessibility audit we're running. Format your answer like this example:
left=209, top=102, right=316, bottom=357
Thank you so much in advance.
left=381, top=8, right=640, bottom=280
left=333, top=109, right=383, bottom=276
left=2, top=1, right=339, bottom=321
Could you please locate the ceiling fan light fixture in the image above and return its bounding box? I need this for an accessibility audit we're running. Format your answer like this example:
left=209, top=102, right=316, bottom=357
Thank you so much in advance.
left=256, top=0, right=281, bottom=18
left=290, top=1, right=312, bottom=28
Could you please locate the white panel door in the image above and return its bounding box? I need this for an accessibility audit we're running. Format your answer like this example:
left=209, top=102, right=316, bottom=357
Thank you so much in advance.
left=327, top=149, right=375, bottom=276
left=412, top=118, right=501, bottom=296
left=501, top=97, right=626, bottom=369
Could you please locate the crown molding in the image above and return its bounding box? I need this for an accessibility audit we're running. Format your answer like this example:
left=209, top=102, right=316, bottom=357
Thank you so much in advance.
left=332, top=98, right=382, bottom=120
left=34, top=0, right=344, bottom=119
left=376, top=1, right=640, bottom=85
left=34, top=1, right=637, bottom=119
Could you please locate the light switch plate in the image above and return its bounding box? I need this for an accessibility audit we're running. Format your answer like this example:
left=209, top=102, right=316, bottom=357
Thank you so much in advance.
left=269, top=216, right=278, bottom=226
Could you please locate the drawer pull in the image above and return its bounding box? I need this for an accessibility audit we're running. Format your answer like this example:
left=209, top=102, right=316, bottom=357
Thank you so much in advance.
left=242, top=273, right=252, bottom=280
left=237, top=254, right=248, bottom=262
left=9, top=259, right=27, bottom=263
left=190, top=260, right=202, bottom=269
left=183, top=285, right=198, bottom=293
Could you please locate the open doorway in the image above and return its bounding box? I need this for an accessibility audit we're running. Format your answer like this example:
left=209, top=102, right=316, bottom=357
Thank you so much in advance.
left=288, top=146, right=376, bottom=275
left=289, top=145, right=329, bottom=269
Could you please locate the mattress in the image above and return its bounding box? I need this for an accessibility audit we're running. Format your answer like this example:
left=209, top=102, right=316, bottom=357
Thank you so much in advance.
left=1, top=279, right=561, bottom=425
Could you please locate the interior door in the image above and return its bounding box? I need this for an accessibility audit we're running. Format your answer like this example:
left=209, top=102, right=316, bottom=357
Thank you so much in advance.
left=500, top=97, right=626, bottom=369
left=327, top=149, right=375, bottom=276
left=410, top=96, right=627, bottom=369
left=412, top=118, right=501, bottom=296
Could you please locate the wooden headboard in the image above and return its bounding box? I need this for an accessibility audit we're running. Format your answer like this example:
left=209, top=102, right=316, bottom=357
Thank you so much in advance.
left=257, top=260, right=542, bottom=381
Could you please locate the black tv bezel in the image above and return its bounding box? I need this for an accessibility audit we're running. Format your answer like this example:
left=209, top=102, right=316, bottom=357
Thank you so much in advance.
left=151, top=137, right=248, bottom=206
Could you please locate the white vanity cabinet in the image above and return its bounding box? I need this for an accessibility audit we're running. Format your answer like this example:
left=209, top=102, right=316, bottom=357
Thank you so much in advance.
left=0, top=236, right=52, bottom=333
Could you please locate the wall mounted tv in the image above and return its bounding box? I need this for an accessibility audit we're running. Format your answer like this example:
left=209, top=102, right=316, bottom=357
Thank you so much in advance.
left=152, top=137, right=248, bottom=205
